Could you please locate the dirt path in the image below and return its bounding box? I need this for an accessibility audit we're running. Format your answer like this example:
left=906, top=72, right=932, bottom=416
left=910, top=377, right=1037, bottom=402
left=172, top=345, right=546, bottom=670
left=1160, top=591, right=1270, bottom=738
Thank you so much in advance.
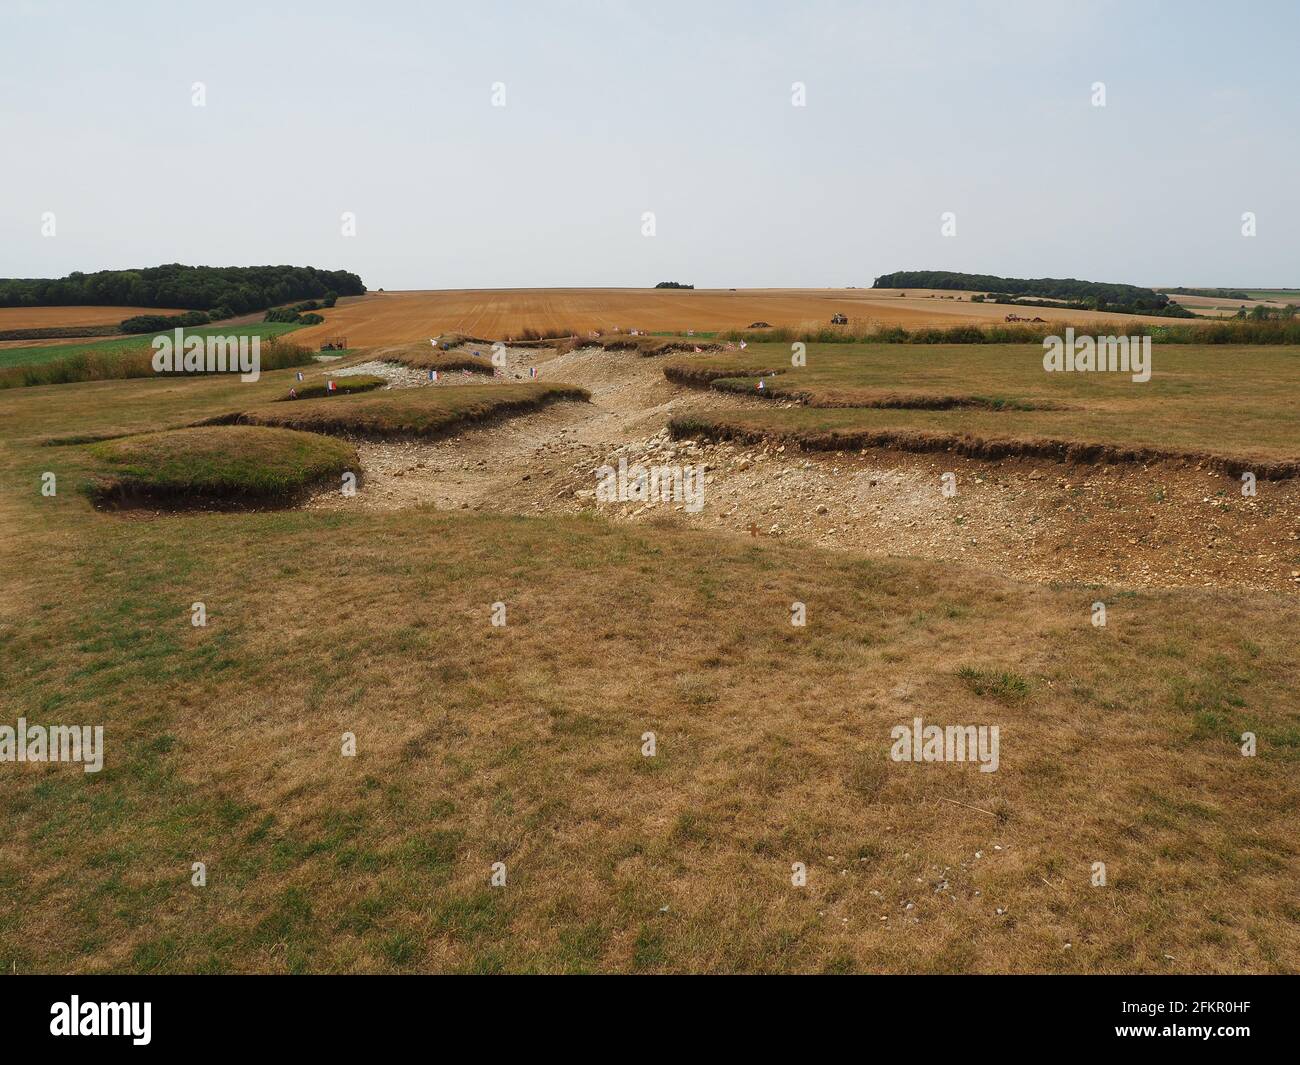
left=306, top=345, right=1300, bottom=593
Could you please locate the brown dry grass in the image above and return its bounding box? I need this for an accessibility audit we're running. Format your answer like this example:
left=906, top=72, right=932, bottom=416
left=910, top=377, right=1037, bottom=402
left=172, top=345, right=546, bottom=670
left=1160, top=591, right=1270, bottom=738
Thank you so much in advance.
left=1, top=496, right=1296, bottom=973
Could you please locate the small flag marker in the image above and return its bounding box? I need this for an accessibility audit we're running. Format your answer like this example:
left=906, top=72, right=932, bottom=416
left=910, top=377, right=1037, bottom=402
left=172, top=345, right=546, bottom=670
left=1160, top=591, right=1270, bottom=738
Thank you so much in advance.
left=429, top=369, right=439, bottom=381
left=296, top=371, right=304, bottom=381
left=529, top=367, right=538, bottom=378
left=327, top=380, right=337, bottom=392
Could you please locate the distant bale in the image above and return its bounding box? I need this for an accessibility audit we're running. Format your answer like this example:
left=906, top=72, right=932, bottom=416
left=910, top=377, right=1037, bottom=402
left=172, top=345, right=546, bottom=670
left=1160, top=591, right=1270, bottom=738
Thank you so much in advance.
left=86, top=425, right=358, bottom=508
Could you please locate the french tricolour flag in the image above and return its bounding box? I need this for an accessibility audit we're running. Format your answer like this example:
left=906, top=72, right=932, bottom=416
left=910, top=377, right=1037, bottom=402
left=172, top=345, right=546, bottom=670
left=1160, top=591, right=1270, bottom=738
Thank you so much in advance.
left=327, top=380, right=337, bottom=392
left=429, top=369, right=439, bottom=381
left=529, top=367, right=538, bottom=378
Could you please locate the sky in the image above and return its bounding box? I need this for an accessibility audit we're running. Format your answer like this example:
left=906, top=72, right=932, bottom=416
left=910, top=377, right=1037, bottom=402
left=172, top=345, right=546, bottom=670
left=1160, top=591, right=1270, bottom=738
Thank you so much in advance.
left=1, top=0, right=1297, bottom=291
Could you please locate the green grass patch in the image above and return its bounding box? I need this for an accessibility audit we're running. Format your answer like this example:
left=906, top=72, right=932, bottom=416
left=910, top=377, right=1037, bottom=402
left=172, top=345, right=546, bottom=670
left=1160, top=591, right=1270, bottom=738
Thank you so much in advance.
left=0, top=322, right=305, bottom=371
left=957, top=665, right=1031, bottom=704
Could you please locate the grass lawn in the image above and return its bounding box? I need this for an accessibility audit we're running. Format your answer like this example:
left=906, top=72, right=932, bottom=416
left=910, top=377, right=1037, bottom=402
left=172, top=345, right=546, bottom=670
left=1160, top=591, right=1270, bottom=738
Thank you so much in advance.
left=664, top=343, right=1300, bottom=467
left=1, top=364, right=1297, bottom=974
left=0, top=322, right=306, bottom=370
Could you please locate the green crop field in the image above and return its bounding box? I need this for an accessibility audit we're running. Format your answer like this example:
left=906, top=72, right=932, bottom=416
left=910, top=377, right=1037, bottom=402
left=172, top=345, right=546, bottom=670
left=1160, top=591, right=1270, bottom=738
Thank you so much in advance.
left=1243, top=290, right=1300, bottom=302
left=0, top=322, right=306, bottom=371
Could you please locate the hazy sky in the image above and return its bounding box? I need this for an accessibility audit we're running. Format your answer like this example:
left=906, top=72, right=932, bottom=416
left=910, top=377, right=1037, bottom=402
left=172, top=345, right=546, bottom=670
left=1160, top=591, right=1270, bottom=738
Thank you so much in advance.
left=2, top=0, right=1296, bottom=290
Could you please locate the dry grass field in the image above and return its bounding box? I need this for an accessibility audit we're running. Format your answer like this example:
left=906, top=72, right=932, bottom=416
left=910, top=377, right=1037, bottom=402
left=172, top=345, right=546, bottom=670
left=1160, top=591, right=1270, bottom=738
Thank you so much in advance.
left=2, top=331, right=1297, bottom=975
left=284, top=289, right=1189, bottom=349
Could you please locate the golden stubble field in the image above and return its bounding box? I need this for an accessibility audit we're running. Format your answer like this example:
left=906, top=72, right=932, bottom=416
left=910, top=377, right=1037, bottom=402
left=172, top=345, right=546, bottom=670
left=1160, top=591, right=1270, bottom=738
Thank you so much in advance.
left=284, top=289, right=1191, bottom=348
left=0, top=305, right=186, bottom=330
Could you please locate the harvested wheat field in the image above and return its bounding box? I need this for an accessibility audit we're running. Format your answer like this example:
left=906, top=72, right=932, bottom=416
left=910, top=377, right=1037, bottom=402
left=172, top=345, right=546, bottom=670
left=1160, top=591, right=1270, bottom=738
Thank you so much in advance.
left=0, top=305, right=187, bottom=330
left=284, top=289, right=1189, bottom=348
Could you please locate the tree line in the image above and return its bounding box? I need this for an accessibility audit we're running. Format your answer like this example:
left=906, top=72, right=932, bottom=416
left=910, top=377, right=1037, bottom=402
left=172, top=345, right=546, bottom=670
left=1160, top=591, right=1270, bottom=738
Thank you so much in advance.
left=1159, top=287, right=1251, bottom=301
left=873, top=271, right=1179, bottom=314
left=0, top=264, right=365, bottom=314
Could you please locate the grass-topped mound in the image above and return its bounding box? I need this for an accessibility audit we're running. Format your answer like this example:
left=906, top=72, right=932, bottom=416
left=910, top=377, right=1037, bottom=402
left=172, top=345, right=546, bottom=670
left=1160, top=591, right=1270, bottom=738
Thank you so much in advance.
left=274, top=375, right=386, bottom=400
left=369, top=342, right=495, bottom=375
left=86, top=425, right=358, bottom=507
left=238, top=381, right=589, bottom=438
left=555, top=334, right=724, bottom=357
